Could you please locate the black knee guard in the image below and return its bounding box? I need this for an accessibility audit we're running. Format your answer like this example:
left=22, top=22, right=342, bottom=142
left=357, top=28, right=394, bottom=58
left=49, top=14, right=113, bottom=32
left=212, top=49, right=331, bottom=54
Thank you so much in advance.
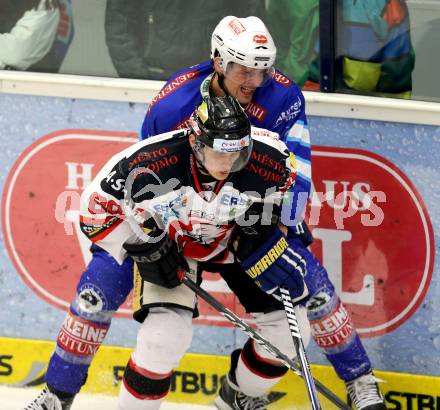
left=235, top=339, right=288, bottom=380
left=123, top=357, right=172, bottom=400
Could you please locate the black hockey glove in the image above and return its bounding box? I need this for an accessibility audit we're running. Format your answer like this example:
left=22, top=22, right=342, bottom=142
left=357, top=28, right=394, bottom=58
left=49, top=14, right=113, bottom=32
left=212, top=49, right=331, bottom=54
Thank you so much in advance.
left=123, top=235, right=188, bottom=289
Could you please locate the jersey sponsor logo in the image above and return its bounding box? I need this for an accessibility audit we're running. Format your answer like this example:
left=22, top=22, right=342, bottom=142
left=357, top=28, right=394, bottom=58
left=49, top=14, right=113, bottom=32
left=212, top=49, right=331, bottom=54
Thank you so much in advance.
left=245, top=102, right=267, bottom=122
left=251, top=151, right=286, bottom=173
left=140, top=154, right=180, bottom=174
left=245, top=164, right=285, bottom=183
left=102, top=169, right=125, bottom=193
left=228, top=19, right=246, bottom=35
left=2, top=134, right=434, bottom=337
left=272, top=70, right=293, bottom=87
left=273, top=96, right=302, bottom=127
left=251, top=128, right=279, bottom=140
left=128, top=147, right=169, bottom=170
left=148, top=69, right=200, bottom=111
left=245, top=153, right=286, bottom=184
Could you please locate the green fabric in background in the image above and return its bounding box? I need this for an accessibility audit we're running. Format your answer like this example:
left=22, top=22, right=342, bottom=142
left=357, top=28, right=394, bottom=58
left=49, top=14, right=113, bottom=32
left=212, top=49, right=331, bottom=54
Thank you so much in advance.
left=266, top=0, right=319, bottom=87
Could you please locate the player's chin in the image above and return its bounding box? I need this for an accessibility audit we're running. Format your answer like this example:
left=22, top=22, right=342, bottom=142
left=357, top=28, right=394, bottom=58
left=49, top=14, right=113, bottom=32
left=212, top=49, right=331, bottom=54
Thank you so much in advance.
left=237, top=89, right=254, bottom=105
left=211, top=170, right=231, bottom=180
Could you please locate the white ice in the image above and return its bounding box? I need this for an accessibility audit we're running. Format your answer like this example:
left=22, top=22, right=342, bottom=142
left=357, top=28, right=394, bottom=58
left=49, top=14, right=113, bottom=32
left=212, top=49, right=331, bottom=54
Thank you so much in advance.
left=0, top=386, right=215, bottom=409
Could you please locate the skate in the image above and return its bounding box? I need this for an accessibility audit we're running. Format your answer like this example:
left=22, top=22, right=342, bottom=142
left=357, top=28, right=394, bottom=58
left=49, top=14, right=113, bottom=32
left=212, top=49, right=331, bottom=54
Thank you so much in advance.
left=23, top=386, right=74, bottom=410
left=346, top=371, right=387, bottom=410
left=214, top=374, right=269, bottom=410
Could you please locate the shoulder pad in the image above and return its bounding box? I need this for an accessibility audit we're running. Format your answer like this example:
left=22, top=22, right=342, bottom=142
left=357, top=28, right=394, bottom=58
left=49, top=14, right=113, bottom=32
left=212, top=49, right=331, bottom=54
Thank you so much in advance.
left=100, top=131, right=190, bottom=201
left=251, top=126, right=289, bottom=157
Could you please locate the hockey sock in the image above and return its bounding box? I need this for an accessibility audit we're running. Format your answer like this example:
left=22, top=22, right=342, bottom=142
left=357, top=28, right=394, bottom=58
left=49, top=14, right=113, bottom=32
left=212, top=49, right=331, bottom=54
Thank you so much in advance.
left=234, top=339, right=288, bottom=397
left=308, top=295, right=371, bottom=381
left=45, top=308, right=110, bottom=394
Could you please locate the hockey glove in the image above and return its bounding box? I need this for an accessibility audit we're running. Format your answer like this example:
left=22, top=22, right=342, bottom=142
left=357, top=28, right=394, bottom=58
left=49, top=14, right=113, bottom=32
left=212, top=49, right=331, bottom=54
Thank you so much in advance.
left=288, top=220, right=314, bottom=247
left=123, top=236, right=188, bottom=289
left=237, top=225, right=308, bottom=304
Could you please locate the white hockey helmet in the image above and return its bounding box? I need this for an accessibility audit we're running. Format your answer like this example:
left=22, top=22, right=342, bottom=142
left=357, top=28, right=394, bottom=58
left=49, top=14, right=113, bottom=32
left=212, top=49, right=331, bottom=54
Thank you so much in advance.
left=211, top=16, right=277, bottom=71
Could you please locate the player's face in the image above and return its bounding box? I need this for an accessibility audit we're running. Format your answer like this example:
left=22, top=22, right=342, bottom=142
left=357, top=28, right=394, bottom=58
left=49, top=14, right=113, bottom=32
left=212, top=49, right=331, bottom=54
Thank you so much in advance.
left=223, top=63, right=271, bottom=105
left=202, top=145, right=240, bottom=180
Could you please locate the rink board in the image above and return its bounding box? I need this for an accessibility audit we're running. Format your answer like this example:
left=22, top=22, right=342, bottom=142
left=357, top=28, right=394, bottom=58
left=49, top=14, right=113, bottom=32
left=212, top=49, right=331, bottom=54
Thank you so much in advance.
left=0, top=337, right=439, bottom=409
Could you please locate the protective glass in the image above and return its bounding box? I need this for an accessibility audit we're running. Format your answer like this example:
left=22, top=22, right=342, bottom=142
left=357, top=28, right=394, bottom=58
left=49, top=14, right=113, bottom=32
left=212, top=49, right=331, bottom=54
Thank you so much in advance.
left=224, top=62, right=275, bottom=89
left=193, top=136, right=252, bottom=174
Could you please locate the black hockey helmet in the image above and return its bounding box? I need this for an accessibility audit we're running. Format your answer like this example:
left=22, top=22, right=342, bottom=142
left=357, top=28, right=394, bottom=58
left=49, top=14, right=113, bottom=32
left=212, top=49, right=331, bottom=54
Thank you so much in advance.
left=189, top=95, right=252, bottom=173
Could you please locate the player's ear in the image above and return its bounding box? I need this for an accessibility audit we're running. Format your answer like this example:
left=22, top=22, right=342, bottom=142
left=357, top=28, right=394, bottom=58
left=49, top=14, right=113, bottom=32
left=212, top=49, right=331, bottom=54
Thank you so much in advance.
left=213, top=57, right=224, bottom=75
left=188, top=133, right=196, bottom=147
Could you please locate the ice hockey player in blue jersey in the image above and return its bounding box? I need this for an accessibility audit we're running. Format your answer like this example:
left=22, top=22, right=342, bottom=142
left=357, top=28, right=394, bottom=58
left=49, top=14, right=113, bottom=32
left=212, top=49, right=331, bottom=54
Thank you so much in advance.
left=24, top=16, right=386, bottom=410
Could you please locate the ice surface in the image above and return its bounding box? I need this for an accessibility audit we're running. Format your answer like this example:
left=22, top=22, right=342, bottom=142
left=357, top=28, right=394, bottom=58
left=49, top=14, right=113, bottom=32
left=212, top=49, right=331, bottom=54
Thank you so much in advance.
left=0, top=386, right=215, bottom=410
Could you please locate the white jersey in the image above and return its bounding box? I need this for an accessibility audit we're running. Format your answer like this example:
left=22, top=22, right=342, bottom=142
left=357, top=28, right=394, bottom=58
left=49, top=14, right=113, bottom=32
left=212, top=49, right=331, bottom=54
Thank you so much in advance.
left=79, top=127, right=297, bottom=265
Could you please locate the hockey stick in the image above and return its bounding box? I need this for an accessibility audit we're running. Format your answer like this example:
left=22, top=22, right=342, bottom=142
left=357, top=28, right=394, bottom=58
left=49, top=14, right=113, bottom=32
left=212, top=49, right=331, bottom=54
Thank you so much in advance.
left=280, top=287, right=321, bottom=409
left=181, top=273, right=350, bottom=410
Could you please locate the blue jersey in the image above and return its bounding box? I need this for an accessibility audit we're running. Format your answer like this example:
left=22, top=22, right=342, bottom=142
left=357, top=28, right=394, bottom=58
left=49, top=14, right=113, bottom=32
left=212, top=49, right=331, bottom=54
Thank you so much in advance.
left=141, top=60, right=311, bottom=222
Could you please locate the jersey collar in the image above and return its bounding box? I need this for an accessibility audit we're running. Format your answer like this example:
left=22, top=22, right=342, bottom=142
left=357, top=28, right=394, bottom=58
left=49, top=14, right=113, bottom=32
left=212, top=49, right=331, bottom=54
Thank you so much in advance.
left=200, top=72, right=215, bottom=99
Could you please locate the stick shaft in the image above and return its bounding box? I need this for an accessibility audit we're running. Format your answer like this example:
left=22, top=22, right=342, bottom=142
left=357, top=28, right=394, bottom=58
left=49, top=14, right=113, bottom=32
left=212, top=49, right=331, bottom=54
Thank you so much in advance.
left=280, top=287, right=321, bottom=410
left=181, top=274, right=349, bottom=409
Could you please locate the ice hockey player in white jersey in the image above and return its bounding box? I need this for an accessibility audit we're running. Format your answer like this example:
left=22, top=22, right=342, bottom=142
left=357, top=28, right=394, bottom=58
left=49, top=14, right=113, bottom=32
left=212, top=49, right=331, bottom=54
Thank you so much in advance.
left=79, top=96, right=311, bottom=410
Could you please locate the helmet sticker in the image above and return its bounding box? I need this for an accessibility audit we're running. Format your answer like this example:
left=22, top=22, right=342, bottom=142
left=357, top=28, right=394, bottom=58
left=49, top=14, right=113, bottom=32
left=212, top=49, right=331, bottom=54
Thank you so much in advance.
left=253, top=34, right=268, bottom=44
left=212, top=136, right=250, bottom=152
left=228, top=19, right=246, bottom=35
left=77, top=286, right=105, bottom=314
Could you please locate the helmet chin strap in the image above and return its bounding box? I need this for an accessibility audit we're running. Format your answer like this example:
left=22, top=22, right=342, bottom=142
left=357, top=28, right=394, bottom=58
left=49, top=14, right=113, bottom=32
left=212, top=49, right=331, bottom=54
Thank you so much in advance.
left=216, top=72, right=230, bottom=97
left=195, top=156, right=210, bottom=177
left=214, top=71, right=246, bottom=106
left=191, top=143, right=213, bottom=178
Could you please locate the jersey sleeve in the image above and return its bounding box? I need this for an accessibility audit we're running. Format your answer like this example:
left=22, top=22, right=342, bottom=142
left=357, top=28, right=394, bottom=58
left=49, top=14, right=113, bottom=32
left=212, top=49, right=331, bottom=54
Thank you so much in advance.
left=78, top=149, right=152, bottom=264
left=79, top=156, right=131, bottom=263
left=140, top=66, right=203, bottom=140
left=277, top=89, right=312, bottom=225
left=141, top=102, right=167, bottom=140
